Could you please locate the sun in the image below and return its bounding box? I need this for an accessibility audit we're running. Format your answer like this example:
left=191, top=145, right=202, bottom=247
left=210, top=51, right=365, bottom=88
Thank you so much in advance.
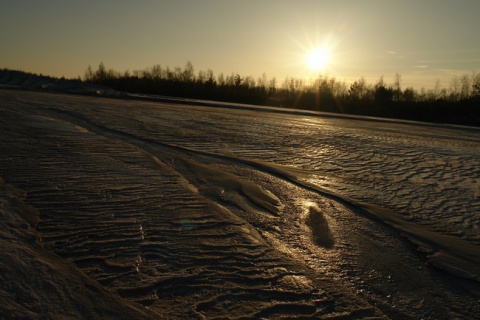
left=306, top=48, right=329, bottom=71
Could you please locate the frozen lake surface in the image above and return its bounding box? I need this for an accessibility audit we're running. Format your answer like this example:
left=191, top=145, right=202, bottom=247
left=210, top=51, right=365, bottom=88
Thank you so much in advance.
left=0, top=90, right=479, bottom=319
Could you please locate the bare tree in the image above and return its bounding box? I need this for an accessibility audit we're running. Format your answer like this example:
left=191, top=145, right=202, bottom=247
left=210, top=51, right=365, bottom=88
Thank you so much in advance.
left=393, top=72, right=402, bottom=102
left=151, top=64, right=162, bottom=79
left=197, top=70, right=206, bottom=83
left=449, top=75, right=461, bottom=102
left=84, top=65, right=94, bottom=82
left=472, top=71, right=480, bottom=97
left=433, top=78, right=441, bottom=100
left=94, top=62, right=108, bottom=82
left=268, top=77, right=276, bottom=94
left=243, top=76, right=255, bottom=88
left=217, top=73, right=225, bottom=86
left=205, top=69, right=215, bottom=86
left=257, top=72, right=267, bottom=90
left=182, top=61, right=195, bottom=82
left=460, top=74, right=471, bottom=99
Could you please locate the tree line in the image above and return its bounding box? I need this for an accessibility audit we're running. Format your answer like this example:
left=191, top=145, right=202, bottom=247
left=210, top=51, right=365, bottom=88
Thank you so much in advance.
left=83, top=61, right=480, bottom=126
left=2, top=62, right=478, bottom=126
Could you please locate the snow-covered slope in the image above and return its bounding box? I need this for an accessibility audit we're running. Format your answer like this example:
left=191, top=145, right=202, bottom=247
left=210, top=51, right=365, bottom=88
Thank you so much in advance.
left=1, top=89, right=479, bottom=319
left=0, top=69, right=124, bottom=97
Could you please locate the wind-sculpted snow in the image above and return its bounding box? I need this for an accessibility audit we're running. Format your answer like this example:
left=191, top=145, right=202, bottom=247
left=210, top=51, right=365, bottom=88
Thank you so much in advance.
left=0, top=179, right=159, bottom=319
left=0, top=89, right=479, bottom=319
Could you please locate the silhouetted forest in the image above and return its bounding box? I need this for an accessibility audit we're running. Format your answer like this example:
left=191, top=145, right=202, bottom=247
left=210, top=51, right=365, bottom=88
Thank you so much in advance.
left=2, top=63, right=479, bottom=126
left=83, top=62, right=480, bottom=126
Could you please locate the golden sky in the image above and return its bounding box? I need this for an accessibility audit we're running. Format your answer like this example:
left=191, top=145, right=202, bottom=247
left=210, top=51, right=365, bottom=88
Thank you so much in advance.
left=1, top=0, right=479, bottom=89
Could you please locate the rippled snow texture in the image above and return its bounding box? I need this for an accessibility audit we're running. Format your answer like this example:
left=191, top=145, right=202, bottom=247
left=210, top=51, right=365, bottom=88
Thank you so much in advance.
left=0, top=90, right=479, bottom=319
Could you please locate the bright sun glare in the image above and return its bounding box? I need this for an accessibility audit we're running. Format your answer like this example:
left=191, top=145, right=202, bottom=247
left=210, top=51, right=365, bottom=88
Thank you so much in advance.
left=306, top=48, right=329, bottom=71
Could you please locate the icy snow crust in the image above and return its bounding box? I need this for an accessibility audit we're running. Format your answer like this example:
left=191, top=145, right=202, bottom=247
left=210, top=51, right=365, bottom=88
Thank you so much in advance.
left=0, top=89, right=479, bottom=319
